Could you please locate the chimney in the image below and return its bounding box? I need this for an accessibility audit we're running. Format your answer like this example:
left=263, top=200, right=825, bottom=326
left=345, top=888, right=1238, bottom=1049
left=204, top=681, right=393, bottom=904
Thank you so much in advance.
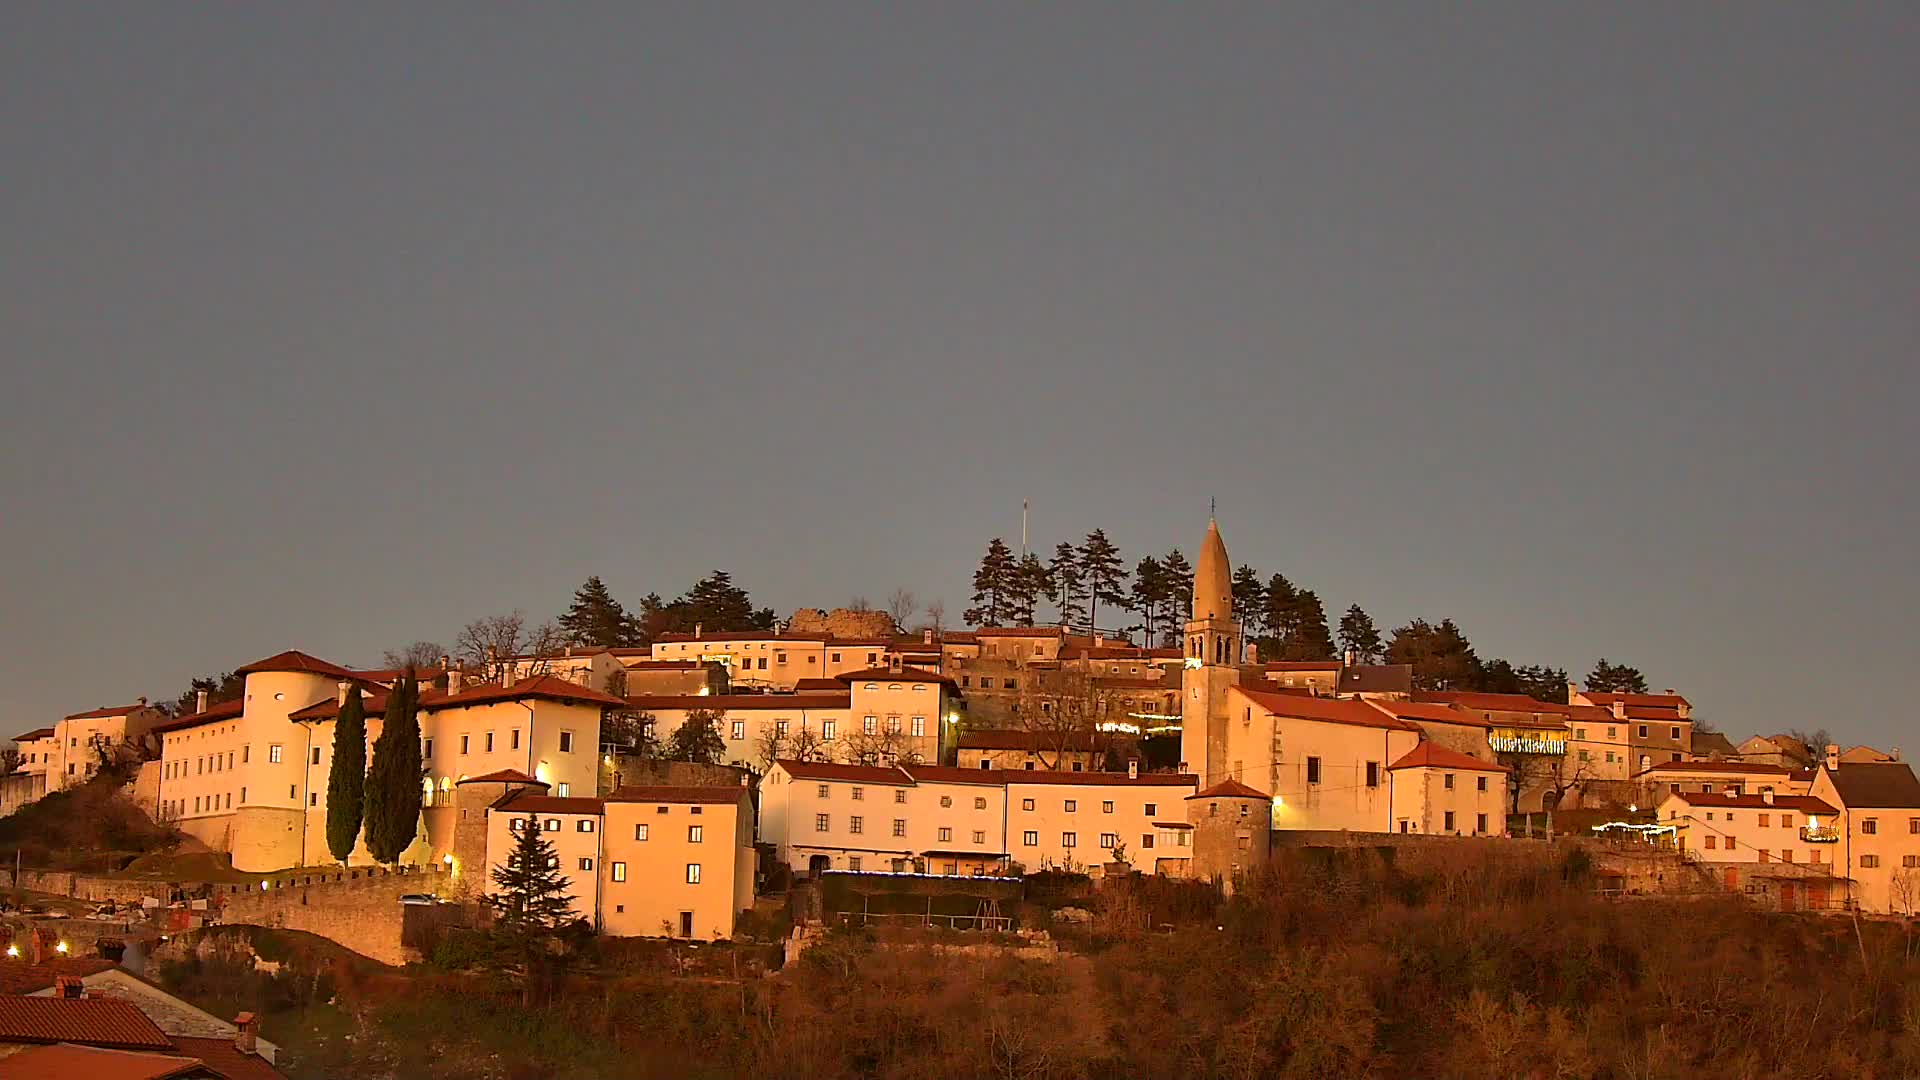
left=888, top=653, right=903, bottom=674
left=1762, top=789, right=1775, bottom=805
left=195, top=690, right=209, bottom=714
left=1664, top=689, right=1677, bottom=697
left=337, top=680, right=350, bottom=707
left=1611, top=700, right=1627, bottom=720
left=1244, top=641, right=1258, bottom=664
left=136, top=696, right=147, bottom=707
left=1566, top=681, right=1578, bottom=706
left=501, top=665, right=516, bottom=689
left=234, top=1012, right=258, bottom=1055
left=1128, top=760, right=1139, bottom=780
left=923, top=629, right=934, bottom=645
left=55, top=975, right=83, bottom=999
left=1893, top=747, right=1902, bottom=762
left=694, top=623, right=703, bottom=640
left=1343, top=647, right=1356, bottom=668
left=1825, top=743, right=1840, bottom=771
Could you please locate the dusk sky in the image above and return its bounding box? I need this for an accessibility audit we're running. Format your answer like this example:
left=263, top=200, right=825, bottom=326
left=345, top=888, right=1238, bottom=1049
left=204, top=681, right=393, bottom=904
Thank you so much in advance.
left=3, top=7, right=1915, bottom=746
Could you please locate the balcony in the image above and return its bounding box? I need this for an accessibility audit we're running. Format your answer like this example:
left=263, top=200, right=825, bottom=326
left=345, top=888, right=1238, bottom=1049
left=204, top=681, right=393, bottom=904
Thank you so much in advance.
left=1800, top=824, right=1840, bottom=844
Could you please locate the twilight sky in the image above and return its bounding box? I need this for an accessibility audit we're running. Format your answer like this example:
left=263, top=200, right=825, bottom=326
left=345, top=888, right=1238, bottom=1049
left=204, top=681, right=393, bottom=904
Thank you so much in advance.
left=3, top=6, right=1915, bottom=746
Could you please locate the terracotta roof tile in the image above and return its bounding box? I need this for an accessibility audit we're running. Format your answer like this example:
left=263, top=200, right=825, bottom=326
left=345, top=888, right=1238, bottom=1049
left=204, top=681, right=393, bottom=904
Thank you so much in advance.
left=1636, top=760, right=1794, bottom=776
left=956, top=729, right=1104, bottom=752
left=11, top=727, right=56, bottom=743
left=1825, top=762, right=1920, bottom=809
left=624, top=693, right=851, bottom=711
left=1189, top=778, right=1270, bottom=800
left=1003, top=770, right=1196, bottom=787
left=1584, top=691, right=1691, bottom=709
left=1260, top=661, right=1341, bottom=672
left=0, top=995, right=174, bottom=1050
left=775, top=760, right=913, bottom=784
left=493, top=793, right=605, bottom=816
left=604, top=786, right=749, bottom=806
left=0, top=1043, right=207, bottom=1080
left=1668, top=792, right=1837, bottom=814
left=61, top=704, right=154, bottom=721
left=0, top=958, right=117, bottom=995
left=421, top=675, right=623, bottom=712
left=835, top=666, right=957, bottom=687
left=1415, top=691, right=1573, bottom=716
left=1388, top=741, right=1511, bottom=773
left=1233, top=686, right=1420, bottom=732
left=653, top=631, right=831, bottom=643
left=166, top=1036, right=286, bottom=1080
left=456, top=769, right=547, bottom=786
left=232, top=651, right=357, bottom=679
left=149, top=699, right=246, bottom=736
left=1369, top=701, right=1492, bottom=728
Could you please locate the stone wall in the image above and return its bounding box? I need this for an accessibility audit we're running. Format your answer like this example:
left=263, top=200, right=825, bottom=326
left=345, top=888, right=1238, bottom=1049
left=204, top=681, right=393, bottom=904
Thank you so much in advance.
left=216, top=863, right=453, bottom=966
left=786, top=608, right=897, bottom=639
left=0, top=868, right=169, bottom=904
left=604, top=759, right=757, bottom=792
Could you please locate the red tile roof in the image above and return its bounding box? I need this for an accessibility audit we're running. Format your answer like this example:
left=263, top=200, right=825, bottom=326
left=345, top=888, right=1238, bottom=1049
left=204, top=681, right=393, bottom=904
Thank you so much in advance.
left=421, top=675, right=624, bottom=712
left=900, top=764, right=1015, bottom=786
left=1415, top=691, right=1573, bottom=716
left=1585, top=691, right=1691, bottom=709
left=166, top=1036, right=287, bottom=1080
left=1388, top=742, right=1511, bottom=773
left=61, top=704, right=153, bottom=721
left=624, top=693, right=851, bottom=711
left=792, top=678, right=844, bottom=692
left=775, top=760, right=913, bottom=785
left=622, top=659, right=706, bottom=670
left=604, top=786, right=749, bottom=806
left=149, top=698, right=246, bottom=736
left=1668, top=792, right=1836, bottom=814
left=1369, top=701, right=1492, bottom=728
left=1620, top=706, right=1688, bottom=722
left=0, top=995, right=174, bottom=1050
left=836, top=666, right=957, bottom=687
left=1092, top=677, right=1173, bottom=691
left=1189, top=778, right=1270, bottom=800
left=1234, top=686, right=1420, bottom=732
left=956, top=729, right=1104, bottom=752
left=0, top=1043, right=206, bottom=1080
left=232, top=651, right=357, bottom=679
left=1636, top=760, right=1794, bottom=776
left=974, top=627, right=1068, bottom=638
left=11, top=727, right=55, bottom=743
left=1003, top=770, right=1196, bottom=787
left=1260, top=661, right=1342, bottom=672
left=0, top=958, right=117, bottom=995
left=456, top=769, right=547, bottom=786
left=493, top=793, right=605, bottom=816
left=653, top=631, right=831, bottom=643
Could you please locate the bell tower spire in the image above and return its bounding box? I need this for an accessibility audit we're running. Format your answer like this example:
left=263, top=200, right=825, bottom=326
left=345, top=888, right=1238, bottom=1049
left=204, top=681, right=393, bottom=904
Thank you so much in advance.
left=1181, top=515, right=1243, bottom=785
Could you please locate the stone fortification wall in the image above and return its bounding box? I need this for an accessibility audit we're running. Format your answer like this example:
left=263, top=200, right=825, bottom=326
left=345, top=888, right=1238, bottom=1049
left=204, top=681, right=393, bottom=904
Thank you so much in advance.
left=216, top=863, right=453, bottom=966
left=786, top=608, right=898, bottom=639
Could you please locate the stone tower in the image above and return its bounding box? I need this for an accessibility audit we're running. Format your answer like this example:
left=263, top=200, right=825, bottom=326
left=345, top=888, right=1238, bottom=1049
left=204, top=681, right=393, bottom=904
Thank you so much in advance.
left=1180, top=517, right=1242, bottom=786
left=1186, top=778, right=1274, bottom=892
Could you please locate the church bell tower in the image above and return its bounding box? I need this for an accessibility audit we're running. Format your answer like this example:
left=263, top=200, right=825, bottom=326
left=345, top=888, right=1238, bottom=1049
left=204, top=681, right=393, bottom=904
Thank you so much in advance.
left=1180, top=517, right=1242, bottom=786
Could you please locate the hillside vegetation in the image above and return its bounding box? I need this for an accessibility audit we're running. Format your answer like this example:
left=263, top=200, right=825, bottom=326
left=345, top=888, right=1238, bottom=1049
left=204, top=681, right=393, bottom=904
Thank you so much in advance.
left=261, top=844, right=1920, bottom=1079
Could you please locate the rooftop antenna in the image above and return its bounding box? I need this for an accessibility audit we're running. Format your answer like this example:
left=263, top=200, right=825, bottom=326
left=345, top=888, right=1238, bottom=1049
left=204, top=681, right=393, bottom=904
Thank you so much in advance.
left=1021, top=499, right=1029, bottom=559
left=1209, top=496, right=1216, bottom=520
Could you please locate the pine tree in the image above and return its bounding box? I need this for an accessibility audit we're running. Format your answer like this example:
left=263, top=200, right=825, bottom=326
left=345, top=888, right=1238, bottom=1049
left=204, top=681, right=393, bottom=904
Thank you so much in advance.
left=1586, top=659, right=1649, bottom=694
left=1261, top=573, right=1299, bottom=653
left=1230, top=565, right=1267, bottom=637
left=1386, top=619, right=1480, bottom=691
left=324, top=686, right=368, bottom=864
left=1282, top=589, right=1335, bottom=660
left=364, top=675, right=425, bottom=864
left=1128, top=556, right=1168, bottom=645
left=1338, top=605, right=1383, bottom=663
left=1048, top=542, right=1085, bottom=629
left=1161, top=549, right=1195, bottom=625
left=487, top=815, right=579, bottom=933
left=1006, top=554, right=1050, bottom=627
left=558, top=576, right=638, bottom=648
left=679, top=571, right=776, bottom=632
left=963, top=539, right=1018, bottom=626
left=1078, top=530, right=1127, bottom=635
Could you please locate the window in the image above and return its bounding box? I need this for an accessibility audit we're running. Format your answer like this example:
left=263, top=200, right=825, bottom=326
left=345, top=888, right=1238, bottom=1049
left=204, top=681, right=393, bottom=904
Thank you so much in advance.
left=309, top=792, right=319, bottom=807
left=559, top=731, right=574, bottom=753
left=1670, top=726, right=1680, bottom=740
left=1575, top=728, right=1586, bottom=741
left=268, top=744, right=282, bottom=764
left=1102, top=800, right=1115, bottom=814
left=1911, top=818, right=1920, bottom=834
left=1100, top=832, right=1118, bottom=848
left=940, top=795, right=952, bottom=808
left=1004, top=678, right=1018, bottom=690
left=776, top=720, right=789, bottom=738
left=1637, top=725, right=1648, bottom=739
left=1781, top=814, right=1794, bottom=828
left=1144, top=803, right=1157, bottom=817
left=851, top=787, right=864, bottom=801
left=1863, top=818, right=1879, bottom=835
left=423, top=738, right=434, bottom=759
left=885, top=716, right=901, bottom=735
left=972, top=830, right=986, bottom=844
left=894, top=790, right=907, bottom=804
left=688, top=825, right=703, bottom=843
left=635, top=824, right=649, bottom=841
left=979, top=678, right=994, bottom=690
left=1861, top=855, right=1881, bottom=868
left=847, top=857, right=862, bottom=871
left=911, top=716, right=926, bottom=737
left=657, top=805, right=669, bottom=814
left=815, top=813, right=830, bottom=832
left=1444, top=811, right=1456, bottom=832
left=512, top=729, right=521, bottom=750
left=1759, top=813, right=1770, bottom=827
left=485, top=732, right=495, bottom=753
left=1782, top=849, right=1795, bottom=863
left=460, top=735, right=470, bottom=755
left=546, top=856, right=560, bottom=869
left=1022, top=798, right=1035, bottom=811
left=849, top=816, right=863, bottom=835
left=1724, top=836, right=1737, bottom=851
left=1062, top=832, right=1077, bottom=848
left=612, top=862, right=627, bottom=882
left=1477, top=776, right=1488, bottom=792
left=731, top=721, right=746, bottom=741
left=892, top=819, right=906, bottom=837
left=557, top=782, right=570, bottom=797
left=1444, top=773, right=1455, bottom=790
left=817, top=784, right=831, bottom=798
left=974, top=797, right=987, bottom=810
left=938, top=827, right=952, bottom=842
left=1064, top=800, right=1078, bottom=813
left=1306, top=757, right=1321, bottom=784
left=1905, top=855, right=1920, bottom=869
left=686, top=864, right=702, bottom=884
left=864, top=716, right=878, bottom=735
left=1141, top=834, right=1155, bottom=849
left=544, top=818, right=560, bottom=832
left=577, top=820, right=595, bottom=833
left=579, top=857, right=594, bottom=871
left=1607, top=727, right=1616, bottom=739
left=1365, top=762, right=1380, bottom=788
left=822, top=721, right=836, bottom=740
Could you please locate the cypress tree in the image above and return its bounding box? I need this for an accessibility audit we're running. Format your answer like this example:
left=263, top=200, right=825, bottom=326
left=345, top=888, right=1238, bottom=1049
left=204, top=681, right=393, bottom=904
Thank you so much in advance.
left=324, top=686, right=368, bottom=863
left=364, top=675, right=425, bottom=863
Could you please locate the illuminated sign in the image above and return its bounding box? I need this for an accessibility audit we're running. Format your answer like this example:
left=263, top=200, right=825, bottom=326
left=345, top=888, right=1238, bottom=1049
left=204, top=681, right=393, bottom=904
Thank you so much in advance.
left=1490, top=728, right=1566, bottom=756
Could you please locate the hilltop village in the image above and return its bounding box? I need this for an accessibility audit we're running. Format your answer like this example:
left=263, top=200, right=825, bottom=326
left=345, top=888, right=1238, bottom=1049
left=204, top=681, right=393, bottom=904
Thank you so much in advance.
left=4, top=517, right=1914, bottom=940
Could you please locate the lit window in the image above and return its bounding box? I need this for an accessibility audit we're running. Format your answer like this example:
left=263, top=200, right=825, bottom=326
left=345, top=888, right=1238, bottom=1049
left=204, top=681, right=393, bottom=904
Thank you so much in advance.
left=579, top=857, right=594, bottom=871
left=635, top=824, right=649, bottom=841
left=685, top=864, right=701, bottom=884
left=863, top=716, right=878, bottom=735
left=268, top=745, right=283, bottom=764
left=1100, top=832, right=1118, bottom=848
left=1102, top=801, right=1114, bottom=814
left=938, top=827, right=952, bottom=842
left=911, top=716, right=925, bottom=737
left=892, top=819, right=906, bottom=837
left=1022, top=831, right=1038, bottom=846
left=815, top=813, right=830, bottom=832
left=731, top=722, right=746, bottom=740
left=577, top=820, right=595, bottom=833
left=817, top=784, right=830, bottom=798
left=612, top=862, right=627, bottom=882
left=822, top=720, right=836, bottom=740
left=1062, top=832, right=1077, bottom=848
left=849, top=816, right=863, bottom=834
left=559, top=732, right=574, bottom=753
left=544, top=818, right=560, bottom=832
left=688, top=825, right=703, bottom=843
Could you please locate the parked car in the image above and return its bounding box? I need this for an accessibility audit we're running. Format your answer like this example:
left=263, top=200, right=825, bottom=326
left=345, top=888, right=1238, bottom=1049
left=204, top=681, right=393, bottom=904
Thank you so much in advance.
left=398, top=893, right=438, bottom=906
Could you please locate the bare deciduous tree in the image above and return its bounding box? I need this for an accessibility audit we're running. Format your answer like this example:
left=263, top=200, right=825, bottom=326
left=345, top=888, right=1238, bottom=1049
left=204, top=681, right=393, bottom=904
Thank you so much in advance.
left=886, top=588, right=918, bottom=632
left=382, top=640, right=446, bottom=671
left=922, top=600, right=947, bottom=635
left=847, top=596, right=872, bottom=613
left=1013, top=668, right=1123, bottom=770
left=455, top=612, right=568, bottom=680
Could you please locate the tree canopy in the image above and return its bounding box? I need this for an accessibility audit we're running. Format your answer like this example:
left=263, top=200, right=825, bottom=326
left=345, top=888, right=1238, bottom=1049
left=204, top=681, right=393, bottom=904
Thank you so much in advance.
left=1586, top=659, right=1649, bottom=694
left=324, top=686, right=368, bottom=864
left=364, top=675, right=424, bottom=864
left=558, top=576, right=641, bottom=648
